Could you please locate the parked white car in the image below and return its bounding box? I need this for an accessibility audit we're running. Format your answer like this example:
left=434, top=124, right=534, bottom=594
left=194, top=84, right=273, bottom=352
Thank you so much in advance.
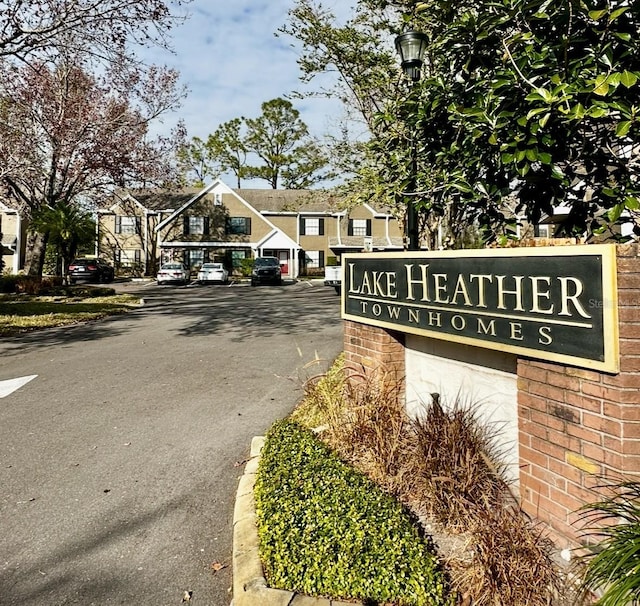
left=157, top=263, right=190, bottom=285
left=197, top=262, right=229, bottom=284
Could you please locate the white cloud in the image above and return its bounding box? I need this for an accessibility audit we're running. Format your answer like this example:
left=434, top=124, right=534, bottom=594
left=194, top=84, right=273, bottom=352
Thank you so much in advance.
left=146, top=0, right=354, bottom=148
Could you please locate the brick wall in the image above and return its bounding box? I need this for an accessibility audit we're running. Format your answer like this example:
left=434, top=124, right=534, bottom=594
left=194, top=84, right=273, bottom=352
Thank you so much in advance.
left=343, top=320, right=405, bottom=379
left=518, top=243, right=640, bottom=545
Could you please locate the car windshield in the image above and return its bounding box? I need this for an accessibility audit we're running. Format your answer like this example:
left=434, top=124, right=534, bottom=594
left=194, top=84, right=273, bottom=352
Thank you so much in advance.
left=254, top=258, right=279, bottom=267
left=162, top=264, right=183, bottom=270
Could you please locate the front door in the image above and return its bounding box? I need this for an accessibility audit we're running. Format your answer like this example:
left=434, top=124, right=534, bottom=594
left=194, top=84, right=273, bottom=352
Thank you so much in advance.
left=278, top=251, right=289, bottom=275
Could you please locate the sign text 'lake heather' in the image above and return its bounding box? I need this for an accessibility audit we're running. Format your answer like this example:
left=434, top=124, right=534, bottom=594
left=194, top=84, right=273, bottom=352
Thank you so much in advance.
left=342, top=245, right=619, bottom=372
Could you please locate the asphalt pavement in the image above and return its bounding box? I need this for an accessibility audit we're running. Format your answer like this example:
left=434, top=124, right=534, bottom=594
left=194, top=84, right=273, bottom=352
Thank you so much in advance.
left=0, top=280, right=343, bottom=605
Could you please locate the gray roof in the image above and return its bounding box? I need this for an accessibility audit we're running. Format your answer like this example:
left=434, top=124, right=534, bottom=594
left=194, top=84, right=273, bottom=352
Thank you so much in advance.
left=329, top=236, right=404, bottom=250
left=128, top=189, right=199, bottom=212
left=116, top=186, right=395, bottom=216
left=235, top=189, right=343, bottom=213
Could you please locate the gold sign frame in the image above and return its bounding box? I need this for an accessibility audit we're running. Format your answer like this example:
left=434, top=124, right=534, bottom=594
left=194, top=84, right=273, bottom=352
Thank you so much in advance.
left=342, top=244, right=619, bottom=373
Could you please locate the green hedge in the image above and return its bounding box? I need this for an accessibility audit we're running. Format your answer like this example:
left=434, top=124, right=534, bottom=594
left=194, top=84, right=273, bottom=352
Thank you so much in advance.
left=0, top=275, right=115, bottom=297
left=0, top=275, right=63, bottom=294
left=254, top=419, right=452, bottom=605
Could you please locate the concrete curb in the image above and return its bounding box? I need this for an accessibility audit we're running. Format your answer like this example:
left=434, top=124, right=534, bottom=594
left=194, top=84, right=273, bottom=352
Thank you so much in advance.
left=231, top=436, right=357, bottom=606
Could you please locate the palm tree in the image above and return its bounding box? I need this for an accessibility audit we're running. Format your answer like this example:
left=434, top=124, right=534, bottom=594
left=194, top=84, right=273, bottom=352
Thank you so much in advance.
left=29, top=202, right=96, bottom=280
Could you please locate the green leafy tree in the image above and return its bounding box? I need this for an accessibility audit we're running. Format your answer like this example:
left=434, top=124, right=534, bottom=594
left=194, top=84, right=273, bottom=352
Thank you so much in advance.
left=176, top=136, right=217, bottom=187
left=208, top=118, right=249, bottom=188
left=178, top=99, right=331, bottom=189
left=244, top=98, right=331, bottom=189
left=177, top=118, right=248, bottom=188
left=283, top=0, right=640, bottom=244
left=417, top=0, right=640, bottom=240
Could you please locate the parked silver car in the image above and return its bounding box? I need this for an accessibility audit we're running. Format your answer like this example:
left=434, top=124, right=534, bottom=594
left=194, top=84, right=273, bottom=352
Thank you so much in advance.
left=157, top=263, right=190, bottom=285
left=197, top=262, right=229, bottom=284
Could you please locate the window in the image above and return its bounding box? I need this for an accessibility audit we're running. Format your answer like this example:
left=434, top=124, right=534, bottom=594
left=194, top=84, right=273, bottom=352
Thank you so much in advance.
left=226, top=217, right=251, bottom=235
left=300, top=217, right=324, bottom=236
left=535, top=224, right=552, bottom=238
left=231, top=249, right=249, bottom=268
left=190, top=216, right=204, bottom=235
left=183, top=216, right=209, bottom=235
left=115, top=215, right=140, bottom=235
left=186, top=249, right=204, bottom=269
left=305, top=251, right=324, bottom=269
left=348, top=219, right=371, bottom=237
left=119, top=249, right=142, bottom=265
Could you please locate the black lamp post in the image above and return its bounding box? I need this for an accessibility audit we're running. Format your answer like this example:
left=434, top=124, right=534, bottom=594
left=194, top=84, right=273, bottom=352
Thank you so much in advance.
left=395, top=30, right=428, bottom=250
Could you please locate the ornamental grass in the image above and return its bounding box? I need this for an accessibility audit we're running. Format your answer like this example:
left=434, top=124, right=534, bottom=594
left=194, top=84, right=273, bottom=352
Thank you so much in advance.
left=285, top=357, right=582, bottom=605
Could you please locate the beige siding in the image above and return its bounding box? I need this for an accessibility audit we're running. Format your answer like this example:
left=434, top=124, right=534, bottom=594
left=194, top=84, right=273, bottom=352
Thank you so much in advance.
left=267, top=215, right=298, bottom=236
left=1, top=212, right=24, bottom=273
left=96, top=186, right=404, bottom=277
left=98, top=200, right=160, bottom=275
left=221, top=193, right=273, bottom=242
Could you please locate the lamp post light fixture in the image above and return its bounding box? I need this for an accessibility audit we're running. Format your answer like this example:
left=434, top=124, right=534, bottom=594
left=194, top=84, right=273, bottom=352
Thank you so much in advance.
left=395, top=31, right=429, bottom=82
left=395, top=30, right=428, bottom=250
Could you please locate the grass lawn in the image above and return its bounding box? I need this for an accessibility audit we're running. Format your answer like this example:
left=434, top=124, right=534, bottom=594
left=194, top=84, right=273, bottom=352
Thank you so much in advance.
left=0, top=291, right=143, bottom=335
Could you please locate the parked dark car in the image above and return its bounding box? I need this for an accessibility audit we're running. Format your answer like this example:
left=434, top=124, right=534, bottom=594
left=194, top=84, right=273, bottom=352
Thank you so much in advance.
left=68, top=258, right=115, bottom=284
left=251, top=256, right=282, bottom=286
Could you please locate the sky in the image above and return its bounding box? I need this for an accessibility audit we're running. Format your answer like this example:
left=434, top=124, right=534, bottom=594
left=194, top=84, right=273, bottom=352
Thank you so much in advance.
left=143, top=0, right=355, bottom=186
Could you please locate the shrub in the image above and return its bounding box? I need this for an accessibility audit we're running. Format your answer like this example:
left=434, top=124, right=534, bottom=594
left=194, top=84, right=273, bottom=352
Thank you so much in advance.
left=0, top=277, right=115, bottom=298
left=328, top=366, right=409, bottom=495
left=255, top=419, right=453, bottom=606
left=290, top=353, right=347, bottom=430
left=405, top=395, right=512, bottom=533
left=0, top=274, right=64, bottom=294
left=579, top=479, right=640, bottom=606
left=293, top=360, right=410, bottom=495
left=239, top=258, right=254, bottom=276
left=453, top=507, right=560, bottom=606
left=0, top=274, right=21, bottom=293
left=289, top=358, right=569, bottom=604
left=300, top=267, right=324, bottom=277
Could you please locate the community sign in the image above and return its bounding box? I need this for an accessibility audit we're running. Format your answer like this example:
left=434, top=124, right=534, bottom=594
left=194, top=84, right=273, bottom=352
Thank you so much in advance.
left=342, top=244, right=619, bottom=372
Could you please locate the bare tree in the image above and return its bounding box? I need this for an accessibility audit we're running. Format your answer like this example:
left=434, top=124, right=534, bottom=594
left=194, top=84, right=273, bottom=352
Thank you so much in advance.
left=0, top=58, right=185, bottom=275
left=0, top=0, right=190, bottom=62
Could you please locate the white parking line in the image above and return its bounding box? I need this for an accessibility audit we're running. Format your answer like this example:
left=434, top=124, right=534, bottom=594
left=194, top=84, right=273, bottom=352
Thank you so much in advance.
left=0, top=375, right=37, bottom=398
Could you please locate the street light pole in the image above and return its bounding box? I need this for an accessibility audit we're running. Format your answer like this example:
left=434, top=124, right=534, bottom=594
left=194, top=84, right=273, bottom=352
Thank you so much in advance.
left=395, top=31, right=428, bottom=251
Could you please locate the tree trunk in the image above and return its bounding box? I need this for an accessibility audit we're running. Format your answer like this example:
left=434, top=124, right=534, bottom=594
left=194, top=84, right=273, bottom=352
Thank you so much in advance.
left=23, top=231, right=49, bottom=277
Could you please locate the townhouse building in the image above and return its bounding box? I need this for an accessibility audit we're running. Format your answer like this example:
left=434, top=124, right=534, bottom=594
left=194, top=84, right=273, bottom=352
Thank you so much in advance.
left=97, top=179, right=404, bottom=278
